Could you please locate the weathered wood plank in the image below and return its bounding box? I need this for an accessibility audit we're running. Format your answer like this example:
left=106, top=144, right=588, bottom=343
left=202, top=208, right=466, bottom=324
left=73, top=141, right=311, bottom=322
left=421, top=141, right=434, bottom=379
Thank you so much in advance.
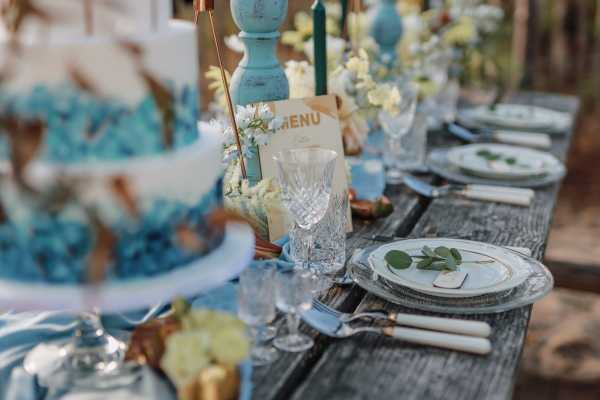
left=251, top=184, right=428, bottom=400
left=286, top=93, right=579, bottom=400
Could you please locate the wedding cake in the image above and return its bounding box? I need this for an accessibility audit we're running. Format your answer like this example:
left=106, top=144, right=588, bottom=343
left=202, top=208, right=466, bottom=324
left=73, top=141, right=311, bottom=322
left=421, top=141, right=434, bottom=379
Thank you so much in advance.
left=0, top=0, right=225, bottom=284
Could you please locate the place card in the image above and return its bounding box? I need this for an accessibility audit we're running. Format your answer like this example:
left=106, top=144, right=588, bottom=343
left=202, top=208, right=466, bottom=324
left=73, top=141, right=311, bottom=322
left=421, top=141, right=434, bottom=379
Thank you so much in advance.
left=433, top=271, right=469, bottom=289
left=258, top=95, right=352, bottom=241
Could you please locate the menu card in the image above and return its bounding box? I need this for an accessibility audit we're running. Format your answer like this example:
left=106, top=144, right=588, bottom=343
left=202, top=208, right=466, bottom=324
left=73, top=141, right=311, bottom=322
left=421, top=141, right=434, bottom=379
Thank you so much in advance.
left=258, top=95, right=352, bottom=241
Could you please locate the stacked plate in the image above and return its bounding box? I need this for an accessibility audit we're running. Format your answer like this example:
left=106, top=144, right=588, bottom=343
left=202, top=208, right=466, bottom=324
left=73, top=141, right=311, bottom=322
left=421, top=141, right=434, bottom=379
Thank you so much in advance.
left=446, top=143, right=565, bottom=181
left=349, top=238, right=554, bottom=314
left=459, top=104, right=572, bottom=134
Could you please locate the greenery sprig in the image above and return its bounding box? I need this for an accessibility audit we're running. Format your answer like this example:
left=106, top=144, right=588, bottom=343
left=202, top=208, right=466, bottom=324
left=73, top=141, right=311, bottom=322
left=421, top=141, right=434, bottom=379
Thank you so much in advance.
left=385, top=246, right=493, bottom=272
left=476, top=149, right=517, bottom=165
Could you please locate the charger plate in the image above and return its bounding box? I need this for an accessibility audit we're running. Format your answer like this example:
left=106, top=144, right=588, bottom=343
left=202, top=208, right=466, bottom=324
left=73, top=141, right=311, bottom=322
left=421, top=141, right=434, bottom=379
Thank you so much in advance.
left=349, top=241, right=553, bottom=314
left=367, top=238, right=531, bottom=298
left=427, top=148, right=566, bottom=188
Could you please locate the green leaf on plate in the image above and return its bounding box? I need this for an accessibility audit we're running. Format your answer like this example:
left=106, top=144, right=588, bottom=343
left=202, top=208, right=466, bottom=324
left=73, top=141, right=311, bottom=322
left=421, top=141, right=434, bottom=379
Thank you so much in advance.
left=450, top=248, right=462, bottom=264
left=422, top=245, right=436, bottom=258
left=434, top=246, right=452, bottom=259
left=385, top=250, right=413, bottom=270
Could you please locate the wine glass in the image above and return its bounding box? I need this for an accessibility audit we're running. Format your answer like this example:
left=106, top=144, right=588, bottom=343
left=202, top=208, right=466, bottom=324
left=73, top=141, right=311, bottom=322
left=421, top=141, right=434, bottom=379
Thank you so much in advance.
left=378, top=80, right=418, bottom=184
left=273, top=268, right=314, bottom=352
left=237, top=267, right=278, bottom=366
left=273, top=148, right=337, bottom=282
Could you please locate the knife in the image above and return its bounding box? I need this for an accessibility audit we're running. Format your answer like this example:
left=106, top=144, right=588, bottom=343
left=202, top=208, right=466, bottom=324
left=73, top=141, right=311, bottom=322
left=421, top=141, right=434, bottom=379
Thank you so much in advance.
left=446, top=122, right=552, bottom=150
left=403, top=175, right=533, bottom=207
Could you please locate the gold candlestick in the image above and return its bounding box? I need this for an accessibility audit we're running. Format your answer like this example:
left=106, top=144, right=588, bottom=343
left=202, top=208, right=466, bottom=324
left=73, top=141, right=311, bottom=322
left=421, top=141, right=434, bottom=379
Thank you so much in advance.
left=194, top=0, right=247, bottom=179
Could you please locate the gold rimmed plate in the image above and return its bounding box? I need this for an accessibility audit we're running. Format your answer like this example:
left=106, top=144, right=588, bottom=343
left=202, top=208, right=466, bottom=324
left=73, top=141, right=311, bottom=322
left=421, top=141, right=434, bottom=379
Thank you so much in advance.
left=367, top=238, right=531, bottom=298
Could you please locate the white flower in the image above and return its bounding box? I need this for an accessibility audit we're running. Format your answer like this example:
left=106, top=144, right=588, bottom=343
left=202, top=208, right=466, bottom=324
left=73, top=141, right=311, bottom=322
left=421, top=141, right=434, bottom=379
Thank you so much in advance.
left=224, top=34, right=245, bottom=53
left=257, top=103, right=274, bottom=120
left=268, top=116, right=284, bottom=131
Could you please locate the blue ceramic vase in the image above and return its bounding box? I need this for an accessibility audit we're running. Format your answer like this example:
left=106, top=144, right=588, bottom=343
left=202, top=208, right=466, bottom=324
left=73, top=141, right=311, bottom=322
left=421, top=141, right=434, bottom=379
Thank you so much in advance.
left=229, top=0, right=290, bottom=185
left=369, top=0, right=403, bottom=66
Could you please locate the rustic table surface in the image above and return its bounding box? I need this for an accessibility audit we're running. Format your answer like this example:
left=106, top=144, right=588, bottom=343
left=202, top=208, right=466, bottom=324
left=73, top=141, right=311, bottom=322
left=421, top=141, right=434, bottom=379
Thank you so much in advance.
left=252, top=92, right=580, bottom=400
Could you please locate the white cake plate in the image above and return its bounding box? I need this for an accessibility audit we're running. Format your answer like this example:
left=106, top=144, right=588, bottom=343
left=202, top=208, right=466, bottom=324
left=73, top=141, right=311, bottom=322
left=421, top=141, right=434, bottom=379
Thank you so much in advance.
left=16, top=223, right=254, bottom=393
left=0, top=223, right=255, bottom=313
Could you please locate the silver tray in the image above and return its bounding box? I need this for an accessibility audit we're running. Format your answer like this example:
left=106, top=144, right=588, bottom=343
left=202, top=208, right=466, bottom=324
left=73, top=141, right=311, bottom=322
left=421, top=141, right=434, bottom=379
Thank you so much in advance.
left=427, top=148, right=566, bottom=188
left=348, top=244, right=554, bottom=314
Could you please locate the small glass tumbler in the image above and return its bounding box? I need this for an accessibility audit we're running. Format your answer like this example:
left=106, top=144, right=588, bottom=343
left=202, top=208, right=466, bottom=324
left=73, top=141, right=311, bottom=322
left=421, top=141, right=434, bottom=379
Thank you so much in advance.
left=383, top=112, right=428, bottom=177
left=290, top=191, right=348, bottom=271
left=274, top=269, right=315, bottom=352
left=237, top=267, right=278, bottom=366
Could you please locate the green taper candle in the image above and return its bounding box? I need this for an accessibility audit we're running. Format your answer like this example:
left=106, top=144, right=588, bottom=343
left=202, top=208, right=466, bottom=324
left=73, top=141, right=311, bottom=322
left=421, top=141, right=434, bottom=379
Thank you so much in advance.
left=312, top=0, right=327, bottom=96
left=340, top=0, right=348, bottom=35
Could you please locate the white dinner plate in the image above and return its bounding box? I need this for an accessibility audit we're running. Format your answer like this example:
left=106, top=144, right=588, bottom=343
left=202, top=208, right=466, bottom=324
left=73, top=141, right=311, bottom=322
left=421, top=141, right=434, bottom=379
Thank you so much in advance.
left=446, top=143, right=564, bottom=180
left=461, top=104, right=571, bottom=132
left=367, top=238, right=531, bottom=298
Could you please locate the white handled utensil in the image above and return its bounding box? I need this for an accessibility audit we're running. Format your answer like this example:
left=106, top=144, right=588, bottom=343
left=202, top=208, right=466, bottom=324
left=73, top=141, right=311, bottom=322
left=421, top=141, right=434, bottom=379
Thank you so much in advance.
left=382, top=327, right=492, bottom=355
left=312, top=300, right=492, bottom=338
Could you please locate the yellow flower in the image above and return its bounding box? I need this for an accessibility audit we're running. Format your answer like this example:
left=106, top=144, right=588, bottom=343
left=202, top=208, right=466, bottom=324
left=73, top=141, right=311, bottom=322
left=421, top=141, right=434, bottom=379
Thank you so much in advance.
left=367, top=84, right=402, bottom=116
left=443, top=17, right=477, bottom=45
left=211, top=329, right=251, bottom=366
left=346, top=49, right=370, bottom=78
left=161, top=331, right=211, bottom=387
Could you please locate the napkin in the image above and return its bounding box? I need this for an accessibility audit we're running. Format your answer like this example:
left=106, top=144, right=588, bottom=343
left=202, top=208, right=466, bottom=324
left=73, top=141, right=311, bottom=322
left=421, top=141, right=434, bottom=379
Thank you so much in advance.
left=349, top=158, right=386, bottom=201
left=492, top=131, right=552, bottom=150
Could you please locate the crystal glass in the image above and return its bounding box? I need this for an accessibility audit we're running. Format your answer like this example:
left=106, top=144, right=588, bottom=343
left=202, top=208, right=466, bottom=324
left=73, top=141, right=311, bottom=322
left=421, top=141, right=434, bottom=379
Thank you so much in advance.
left=290, top=190, right=348, bottom=287
left=273, top=269, right=315, bottom=352
left=383, top=112, right=428, bottom=174
left=273, top=148, right=337, bottom=280
left=379, top=80, right=418, bottom=184
left=237, top=266, right=278, bottom=366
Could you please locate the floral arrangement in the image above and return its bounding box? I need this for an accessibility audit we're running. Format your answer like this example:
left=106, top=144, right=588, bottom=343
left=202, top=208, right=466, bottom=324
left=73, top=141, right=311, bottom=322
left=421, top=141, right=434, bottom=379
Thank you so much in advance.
left=398, top=0, right=505, bottom=90
left=285, top=50, right=401, bottom=155
left=126, top=301, right=249, bottom=400
left=201, top=103, right=283, bottom=164
left=222, top=166, right=290, bottom=241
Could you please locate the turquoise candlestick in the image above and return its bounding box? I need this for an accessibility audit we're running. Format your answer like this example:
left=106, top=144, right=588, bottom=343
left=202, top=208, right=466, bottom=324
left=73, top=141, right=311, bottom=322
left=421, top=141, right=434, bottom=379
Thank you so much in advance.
left=369, top=0, right=403, bottom=66
left=312, top=0, right=327, bottom=96
left=230, top=0, right=290, bottom=185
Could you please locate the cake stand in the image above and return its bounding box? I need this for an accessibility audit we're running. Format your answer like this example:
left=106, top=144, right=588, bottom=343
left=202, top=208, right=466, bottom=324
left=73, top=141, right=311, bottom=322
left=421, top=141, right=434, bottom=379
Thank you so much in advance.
left=1, top=223, right=254, bottom=392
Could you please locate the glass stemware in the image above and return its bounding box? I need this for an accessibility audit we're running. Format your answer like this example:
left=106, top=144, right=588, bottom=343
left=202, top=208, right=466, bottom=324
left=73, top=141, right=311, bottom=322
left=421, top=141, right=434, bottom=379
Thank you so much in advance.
left=273, top=268, right=315, bottom=352
left=273, top=148, right=338, bottom=282
left=237, top=267, right=278, bottom=366
left=379, top=80, right=418, bottom=184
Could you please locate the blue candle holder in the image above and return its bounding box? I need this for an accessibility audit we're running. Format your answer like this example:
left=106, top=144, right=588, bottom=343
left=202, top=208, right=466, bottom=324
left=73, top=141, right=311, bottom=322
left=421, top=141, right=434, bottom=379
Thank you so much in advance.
left=229, top=0, right=290, bottom=185
left=370, top=0, right=403, bottom=67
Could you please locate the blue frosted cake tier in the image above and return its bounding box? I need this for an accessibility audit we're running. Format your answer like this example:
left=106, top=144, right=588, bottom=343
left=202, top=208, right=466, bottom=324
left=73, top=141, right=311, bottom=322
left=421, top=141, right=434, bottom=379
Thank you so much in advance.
left=0, top=82, right=229, bottom=284
left=0, top=181, right=224, bottom=284
left=0, top=82, right=199, bottom=162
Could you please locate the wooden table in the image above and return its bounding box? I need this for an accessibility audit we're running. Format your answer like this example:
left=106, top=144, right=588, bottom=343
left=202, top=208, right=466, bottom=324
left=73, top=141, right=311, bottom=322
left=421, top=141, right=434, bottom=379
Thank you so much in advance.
left=252, top=92, right=580, bottom=400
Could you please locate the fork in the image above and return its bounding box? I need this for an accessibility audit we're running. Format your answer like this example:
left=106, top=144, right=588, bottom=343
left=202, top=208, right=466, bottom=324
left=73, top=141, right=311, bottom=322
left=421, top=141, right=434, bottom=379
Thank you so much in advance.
left=313, top=300, right=491, bottom=338
left=302, top=306, right=492, bottom=355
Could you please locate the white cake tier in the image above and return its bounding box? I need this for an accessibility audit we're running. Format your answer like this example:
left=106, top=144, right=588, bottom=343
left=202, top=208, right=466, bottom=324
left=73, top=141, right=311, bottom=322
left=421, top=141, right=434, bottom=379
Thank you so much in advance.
left=0, top=0, right=173, bottom=39
left=0, top=20, right=197, bottom=105
left=16, top=126, right=225, bottom=227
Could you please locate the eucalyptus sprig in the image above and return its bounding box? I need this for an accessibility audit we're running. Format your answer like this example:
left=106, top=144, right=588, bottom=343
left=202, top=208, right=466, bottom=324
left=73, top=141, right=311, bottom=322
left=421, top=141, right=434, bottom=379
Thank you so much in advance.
left=385, top=246, right=493, bottom=272
left=476, top=149, right=518, bottom=166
